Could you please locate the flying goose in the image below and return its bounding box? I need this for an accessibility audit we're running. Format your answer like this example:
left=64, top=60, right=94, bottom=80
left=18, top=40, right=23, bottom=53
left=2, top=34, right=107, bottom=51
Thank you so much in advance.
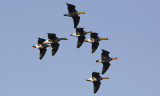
left=43, top=33, right=68, bottom=56
left=64, top=3, right=86, bottom=28
left=70, top=27, right=93, bottom=48
left=85, top=33, right=109, bottom=53
left=96, top=49, right=118, bottom=74
left=86, top=72, right=110, bottom=94
left=32, top=38, right=51, bottom=60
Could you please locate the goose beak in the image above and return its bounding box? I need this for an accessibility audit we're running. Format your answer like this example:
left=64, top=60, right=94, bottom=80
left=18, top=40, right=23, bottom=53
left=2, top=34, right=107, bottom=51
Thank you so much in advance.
left=32, top=45, right=36, bottom=48
left=86, top=79, right=90, bottom=81
left=70, top=34, right=73, bottom=36
left=64, top=14, right=67, bottom=16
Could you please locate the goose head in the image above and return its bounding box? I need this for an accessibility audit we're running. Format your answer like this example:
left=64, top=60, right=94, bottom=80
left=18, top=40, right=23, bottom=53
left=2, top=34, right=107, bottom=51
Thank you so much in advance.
left=112, top=57, right=119, bottom=60
left=32, top=45, right=36, bottom=48
left=101, top=77, right=110, bottom=79
left=100, top=38, right=110, bottom=40
left=77, top=12, right=86, bottom=14
left=64, top=14, right=70, bottom=16
left=90, top=31, right=95, bottom=33
left=62, top=38, right=68, bottom=40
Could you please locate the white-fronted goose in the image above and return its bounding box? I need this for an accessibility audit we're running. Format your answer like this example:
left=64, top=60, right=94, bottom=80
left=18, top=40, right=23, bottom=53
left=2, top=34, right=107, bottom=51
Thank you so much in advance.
left=71, top=27, right=93, bottom=48
left=43, top=33, right=68, bottom=56
left=85, top=33, right=109, bottom=53
left=32, top=38, right=51, bottom=60
left=96, top=49, right=118, bottom=74
left=86, top=72, right=110, bottom=94
left=64, top=3, right=85, bottom=28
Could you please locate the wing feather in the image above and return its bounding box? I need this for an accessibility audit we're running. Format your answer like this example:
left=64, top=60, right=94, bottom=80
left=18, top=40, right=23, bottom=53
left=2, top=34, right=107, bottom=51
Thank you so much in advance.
left=77, top=36, right=85, bottom=48
left=93, top=81, right=101, bottom=94
left=102, top=62, right=110, bottom=74
left=72, top=16, right=80, bottom=28
left=39, top=48, right=47, bottom=60
left=51, top=43, right=60, bottom=56
left=92, top=42, right=99, bottom=53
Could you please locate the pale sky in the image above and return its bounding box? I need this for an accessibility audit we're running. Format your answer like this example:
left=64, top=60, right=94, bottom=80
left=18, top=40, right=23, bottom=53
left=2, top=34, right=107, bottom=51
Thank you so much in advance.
left=0, top=0, right=160, bottom=96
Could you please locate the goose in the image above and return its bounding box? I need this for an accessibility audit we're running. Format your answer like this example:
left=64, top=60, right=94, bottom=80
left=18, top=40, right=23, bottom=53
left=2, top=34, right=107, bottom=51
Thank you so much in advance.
left=85, top=33, right=109, bottom=53
left=43, top=33, right=68, bottom=56
left=86, top=72, right=110, bottom=94
left=64, top=3, right=86, bottom=28
left=70, top=27, right=93, bottom=48
left=96, top=49, right=118, bottom=74
left=32, top=38, right=51, bottom=60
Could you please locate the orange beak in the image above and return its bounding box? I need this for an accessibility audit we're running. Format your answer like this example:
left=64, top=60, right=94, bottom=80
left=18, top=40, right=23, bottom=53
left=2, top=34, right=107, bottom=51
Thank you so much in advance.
left=32, top=45, right=36, bottom=48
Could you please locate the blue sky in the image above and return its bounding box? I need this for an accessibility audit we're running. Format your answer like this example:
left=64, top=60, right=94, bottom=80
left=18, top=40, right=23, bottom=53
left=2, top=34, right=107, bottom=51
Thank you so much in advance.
left=0, top=0, right=160, bottom=96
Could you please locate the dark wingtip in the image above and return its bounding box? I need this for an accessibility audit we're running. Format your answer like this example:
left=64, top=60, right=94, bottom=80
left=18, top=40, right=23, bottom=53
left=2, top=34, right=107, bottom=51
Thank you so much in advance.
left=52, top=52, right=56, bottom=56
left=102, top=49, right=105, bottom=52
left=92, top=50, right=95, bottom=53
left=77, top=44, right=82, bottom=48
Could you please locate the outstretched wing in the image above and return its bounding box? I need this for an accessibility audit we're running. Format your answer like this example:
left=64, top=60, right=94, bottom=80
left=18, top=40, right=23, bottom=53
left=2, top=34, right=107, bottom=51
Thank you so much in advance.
left=72, top=16, right=80, bottom=28
left=39, top=48, right=47, bottom=60
left=76, top=27, right=84, bottom=32
left=93, top=81, right=101, bottom=94
left=92, top=72, right=100, bottom=77
left=51, top=43, right=60, bottom=56
left=102, top=62, right=110, bottom=74
left=66, top=3, right=77, bottom=13
left=101, top=49, right=110, bottom=59
left=76, top=27, right=84, bottom=36
left=77, top=36, right=85, bottom=48
left=92, top=42, right=99, bottom=53
left=38, top=38, right=46, bottom=44
left=91, top=33, right=98, bottom=39
left=47, top=33, right=57, bottom=40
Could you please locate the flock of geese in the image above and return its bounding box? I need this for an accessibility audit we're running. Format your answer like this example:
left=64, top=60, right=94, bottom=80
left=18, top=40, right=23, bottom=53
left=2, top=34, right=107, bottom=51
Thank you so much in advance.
left=32, top=3, right=118, bottom=94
